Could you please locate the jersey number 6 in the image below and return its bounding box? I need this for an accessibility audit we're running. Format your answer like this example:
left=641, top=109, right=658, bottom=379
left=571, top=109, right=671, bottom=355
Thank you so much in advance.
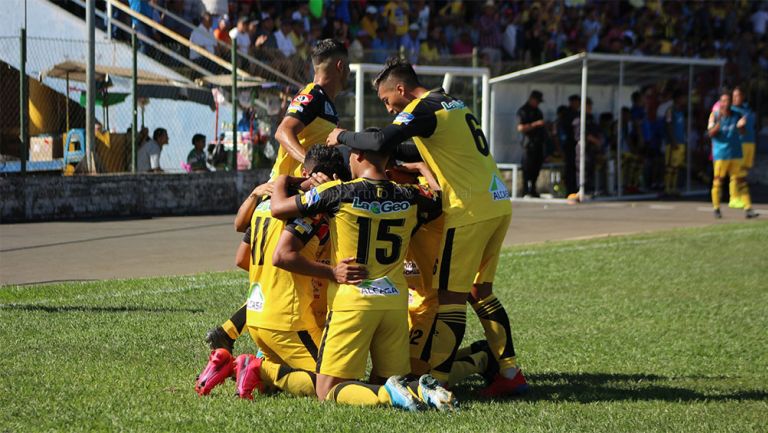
left=465, top=113, right=489, bottom=156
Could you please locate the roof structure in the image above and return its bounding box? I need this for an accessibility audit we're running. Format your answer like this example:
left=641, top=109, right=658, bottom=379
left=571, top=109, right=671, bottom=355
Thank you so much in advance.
left=490, top=53, right=725, bottom=87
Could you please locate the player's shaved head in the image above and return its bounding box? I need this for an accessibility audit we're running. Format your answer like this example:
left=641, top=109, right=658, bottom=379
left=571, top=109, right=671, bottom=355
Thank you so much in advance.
left=311, top=39, right=348, bottom=67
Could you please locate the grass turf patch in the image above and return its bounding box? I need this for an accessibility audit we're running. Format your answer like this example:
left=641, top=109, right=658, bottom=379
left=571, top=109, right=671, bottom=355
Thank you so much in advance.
left=1, top=221, right=766, bottom=432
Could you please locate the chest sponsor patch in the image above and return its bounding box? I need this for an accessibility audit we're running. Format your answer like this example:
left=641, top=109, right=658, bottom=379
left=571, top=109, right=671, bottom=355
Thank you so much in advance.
left=394, top=112, right=415, bottom=125
left=358, top=276, right=400, bottom=296
left=489, top=174, right=510, bottom=201
left=352, top=197, right=411, bottom=214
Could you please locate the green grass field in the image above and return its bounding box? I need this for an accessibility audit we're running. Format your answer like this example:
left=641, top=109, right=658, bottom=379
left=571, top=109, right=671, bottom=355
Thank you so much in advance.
left=1, top=222, right=767, bottom=432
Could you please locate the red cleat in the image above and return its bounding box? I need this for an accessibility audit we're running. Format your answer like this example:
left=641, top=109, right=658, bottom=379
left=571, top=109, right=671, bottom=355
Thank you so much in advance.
left=195, top=348, right=234, bottom=396
left=234, top=354, right=264, bottom=399
left=480, top=370, right=529, bottom=398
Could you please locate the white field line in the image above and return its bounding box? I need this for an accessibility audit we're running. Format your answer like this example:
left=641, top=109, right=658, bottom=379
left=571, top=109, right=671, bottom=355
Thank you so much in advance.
left=501, top=226, right=764, bottom=258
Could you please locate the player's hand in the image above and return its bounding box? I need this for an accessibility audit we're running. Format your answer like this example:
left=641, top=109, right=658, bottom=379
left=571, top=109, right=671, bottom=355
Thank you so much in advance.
left=309, top=172, right=337, bottom=188
left=333, top=257, right=368, bottom=284
left=251, top=182, right=274, bottom=197
left=737, top=117, right=747, bottom=128
left=326, top=128, right=346, bottom=146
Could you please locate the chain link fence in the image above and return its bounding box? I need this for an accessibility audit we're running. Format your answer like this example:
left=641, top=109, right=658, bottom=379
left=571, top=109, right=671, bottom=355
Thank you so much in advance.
left=1, top=33, right=301, bottom=175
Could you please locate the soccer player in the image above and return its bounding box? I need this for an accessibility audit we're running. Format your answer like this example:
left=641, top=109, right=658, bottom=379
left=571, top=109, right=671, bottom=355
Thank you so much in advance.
left=326, top=58, right=527, bottom=397
left=729, top=87, right=756, bottom=209
left=270, top=145, right=456, bottom=410
left=663, top=92, right=687, bottom=196
left=708, top=91, right=757, bottom=219
left=195, top=145, right=351, bottom=397
left=270, top=39, right=349, bottom=180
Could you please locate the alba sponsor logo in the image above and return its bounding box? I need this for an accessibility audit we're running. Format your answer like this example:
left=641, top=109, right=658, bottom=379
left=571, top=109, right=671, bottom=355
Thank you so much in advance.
left=351, top=197, right=411, bottom=214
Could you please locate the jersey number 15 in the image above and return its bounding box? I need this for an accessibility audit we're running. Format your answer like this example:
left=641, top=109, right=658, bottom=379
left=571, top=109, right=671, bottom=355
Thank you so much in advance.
left=356, top=217, right=405, bottom=265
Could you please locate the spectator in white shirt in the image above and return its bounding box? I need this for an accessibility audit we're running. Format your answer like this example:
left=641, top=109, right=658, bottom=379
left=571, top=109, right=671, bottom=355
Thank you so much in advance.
left=229, top=17, right=251, bottom=54
left=137, top=128, right=168, bottom=173
left=189, top=13, right=216, bottom=62
left=274, top=19, right=297, bottom=58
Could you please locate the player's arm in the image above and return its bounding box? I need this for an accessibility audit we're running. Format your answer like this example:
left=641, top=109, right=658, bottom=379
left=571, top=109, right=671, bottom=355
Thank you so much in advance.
left=275, top=89, right=325, bottom=164
left=413, top=185, right=443, bottom=225
left=235, top=241, right=250, bottom=271
left=270, top=175, right=341, bottom=220
left=234, top=226, right=251, bottom=270
left=275, top=116, right=308, bottom=164
left=707, top=112, right=719, bottom=137
left=234, top=181, right=273, bottom=232
left=327, top=104, right=437, bottom=151
left=272, top=222, right=367, bottom=284
left=396, top=161, right=440, bottom=192
left=737, top=116, right=747, bottom=134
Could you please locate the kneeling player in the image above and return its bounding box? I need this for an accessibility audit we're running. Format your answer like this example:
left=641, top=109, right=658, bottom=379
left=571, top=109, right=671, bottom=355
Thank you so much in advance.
left=271, top=146, right=455, bottom=410
left=195, top=145, right=350, bottom=397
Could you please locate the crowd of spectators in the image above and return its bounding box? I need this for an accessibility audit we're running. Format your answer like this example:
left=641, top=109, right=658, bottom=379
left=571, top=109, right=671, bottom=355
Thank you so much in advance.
left=110, top=0, right=768, bottom=85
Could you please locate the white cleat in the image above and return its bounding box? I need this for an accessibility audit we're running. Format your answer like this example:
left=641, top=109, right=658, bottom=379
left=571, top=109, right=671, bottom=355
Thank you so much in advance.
left=417, top=374, right=458, bottom=411
left=384, top=376, right=423, bottom=411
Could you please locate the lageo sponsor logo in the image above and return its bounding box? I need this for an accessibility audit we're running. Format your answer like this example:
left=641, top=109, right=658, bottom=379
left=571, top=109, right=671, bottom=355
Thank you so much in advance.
left=352, top=197, right=411, bottom=214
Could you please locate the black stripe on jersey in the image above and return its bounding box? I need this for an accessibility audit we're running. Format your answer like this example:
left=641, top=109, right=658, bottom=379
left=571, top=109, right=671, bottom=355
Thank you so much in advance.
left=258, top=217, right=271, bottom=266
left=297, top=330, right=319, bottom=361
left=439, top=228, right=456, bottom=291
left=419, top=316, right=438, bottom=362
left=315, top=311, right=333, bottom=373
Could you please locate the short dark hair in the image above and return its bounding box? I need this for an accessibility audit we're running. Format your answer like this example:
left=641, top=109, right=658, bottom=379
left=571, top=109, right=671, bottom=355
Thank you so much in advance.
left=153, top=128, right=167, bottom=141
left=304, top=144, right=351, bottom=181
left=311, top=39, right=348, bottom=65
left=192, top=133, right=205, bottom=145
left=372, top=57, right=421, bottom=91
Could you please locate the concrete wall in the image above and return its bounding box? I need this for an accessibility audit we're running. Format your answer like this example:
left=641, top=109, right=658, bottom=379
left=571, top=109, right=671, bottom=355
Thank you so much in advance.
left=0, top=170, right=270, bottom=223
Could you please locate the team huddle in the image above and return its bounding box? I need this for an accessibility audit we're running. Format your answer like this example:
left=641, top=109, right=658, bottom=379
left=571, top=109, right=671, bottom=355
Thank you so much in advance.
left=193, top=40, right=527, bottom=411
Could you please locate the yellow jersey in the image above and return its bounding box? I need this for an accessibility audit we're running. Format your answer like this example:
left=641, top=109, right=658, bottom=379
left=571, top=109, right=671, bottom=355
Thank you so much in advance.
left=296, top=178, right=442, bottom=311
left=246, top=197, right=327, bottom=331
left=337, top=88, right=511, bottom=228
left=270, top=83, right=339, bottom=179
left=393, top=89, right=511, bottom=227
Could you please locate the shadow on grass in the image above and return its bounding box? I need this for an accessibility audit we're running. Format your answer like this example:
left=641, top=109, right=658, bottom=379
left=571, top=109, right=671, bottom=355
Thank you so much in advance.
left=0, top=303, right=203, bottom=314
left=453, top=372, right=768, bottom=404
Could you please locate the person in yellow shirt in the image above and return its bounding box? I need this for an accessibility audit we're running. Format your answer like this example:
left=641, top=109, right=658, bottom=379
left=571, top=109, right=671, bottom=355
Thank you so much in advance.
left=195, top=145, right=351, bottom=398
left=326, top=58, right=528, bottom=397
left=383, top=0, right=410, bottom=37
left=270, top=144, right=457, bottom=411
left=729, top=86, right=757, bottom=209
left=419, top=29, right=440, bottom=64
left=271, top=39, right=348, bottom=180
left=361, top=5, right=380, bottom=38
